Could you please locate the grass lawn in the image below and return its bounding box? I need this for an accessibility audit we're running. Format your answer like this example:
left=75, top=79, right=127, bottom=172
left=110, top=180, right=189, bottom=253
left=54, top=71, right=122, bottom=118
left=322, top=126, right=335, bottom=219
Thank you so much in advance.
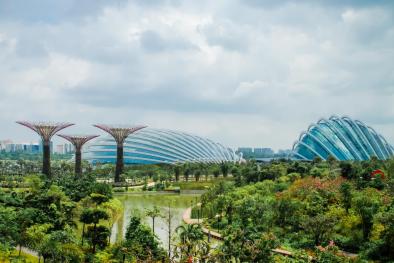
left=171, top=177, right=234, bottom=190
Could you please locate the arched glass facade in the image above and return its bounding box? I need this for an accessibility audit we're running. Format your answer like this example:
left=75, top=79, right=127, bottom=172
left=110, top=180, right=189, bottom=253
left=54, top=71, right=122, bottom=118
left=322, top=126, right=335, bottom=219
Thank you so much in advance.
left=84, top=128, right=241, bottom=164
left=292, top=116, right=394, bottom=161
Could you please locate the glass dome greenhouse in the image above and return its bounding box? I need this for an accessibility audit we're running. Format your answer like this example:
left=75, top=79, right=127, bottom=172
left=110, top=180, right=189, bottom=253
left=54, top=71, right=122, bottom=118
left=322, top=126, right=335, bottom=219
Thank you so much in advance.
left=84, top=128, right=241, bottom=165
left=292, top=116, right=393, bottom=161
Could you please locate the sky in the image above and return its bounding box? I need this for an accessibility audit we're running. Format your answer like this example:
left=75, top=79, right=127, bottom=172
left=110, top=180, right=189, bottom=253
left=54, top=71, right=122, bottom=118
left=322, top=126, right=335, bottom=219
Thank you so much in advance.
left=0, top=0, right=393, bottom=150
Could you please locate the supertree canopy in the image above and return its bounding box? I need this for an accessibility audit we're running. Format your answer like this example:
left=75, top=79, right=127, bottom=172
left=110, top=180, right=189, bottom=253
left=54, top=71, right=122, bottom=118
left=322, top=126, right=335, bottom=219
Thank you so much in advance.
left=57, top=134, right=99, bottom=176
left=16, top=121, right=74, bottom=177
left=93, top=124, right=146, bottom=182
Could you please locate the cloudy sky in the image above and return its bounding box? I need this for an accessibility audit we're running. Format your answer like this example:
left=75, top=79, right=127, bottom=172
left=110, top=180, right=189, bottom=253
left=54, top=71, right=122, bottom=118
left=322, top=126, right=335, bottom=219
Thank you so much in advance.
left=0, top=0, right=393, bottom=150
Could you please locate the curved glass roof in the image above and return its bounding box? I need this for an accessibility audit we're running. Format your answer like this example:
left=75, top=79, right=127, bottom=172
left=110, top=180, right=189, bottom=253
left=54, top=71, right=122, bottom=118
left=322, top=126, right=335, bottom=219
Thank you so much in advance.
left=292, top=116, right=394, bottom=161
left=84, top=128, right=241, bottom=164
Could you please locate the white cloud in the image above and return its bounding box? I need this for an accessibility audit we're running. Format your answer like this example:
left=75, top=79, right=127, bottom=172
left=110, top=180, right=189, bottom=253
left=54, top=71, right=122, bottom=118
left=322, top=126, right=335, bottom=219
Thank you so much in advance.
left=0, top=0, right=393, bottom=149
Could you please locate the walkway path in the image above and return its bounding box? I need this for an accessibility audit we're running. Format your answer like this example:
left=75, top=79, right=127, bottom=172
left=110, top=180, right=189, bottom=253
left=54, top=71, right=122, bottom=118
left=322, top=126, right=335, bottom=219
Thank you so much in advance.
left=181, top=206, right=357, bottom=260
left=129, top=181, right=155, bottom=189
left=182, top=207, right=223, bottom=240
left=15, top=246, right=38, bottom=258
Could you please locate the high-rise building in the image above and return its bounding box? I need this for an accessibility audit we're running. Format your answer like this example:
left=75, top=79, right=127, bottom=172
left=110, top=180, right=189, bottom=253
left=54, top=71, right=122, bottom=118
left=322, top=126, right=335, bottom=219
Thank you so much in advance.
left=23, top=142, right=40, bottom=153
left=237, top=147, right=253, bottom=154
left=54, top=143, right=75, bottom=154
left=0, top=140, right=12, bottom=152
left=0, top=141, right=40, bottom=153
left=253, top=148, right=274, bottom=157
left=55, top=144, right=64, bottom=154
left=64, top=143, right=74, bottom=154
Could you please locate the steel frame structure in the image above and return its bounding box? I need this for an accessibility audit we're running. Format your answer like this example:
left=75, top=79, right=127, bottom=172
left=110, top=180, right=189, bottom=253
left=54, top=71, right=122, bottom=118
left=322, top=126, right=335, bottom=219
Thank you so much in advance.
left=84, top=128, right=242, bottom=165
left=57, top=134, right=99, bottom=176
left=292, top=116, right=393, bottom=161
left=93, top=124, right=146, bottom=182
left=16, top=121, right=74, bottom=177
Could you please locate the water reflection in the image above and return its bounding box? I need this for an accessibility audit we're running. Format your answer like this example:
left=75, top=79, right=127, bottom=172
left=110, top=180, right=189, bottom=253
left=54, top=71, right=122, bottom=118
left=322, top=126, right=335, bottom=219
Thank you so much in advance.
left=111, top=193, right=200, bottom=251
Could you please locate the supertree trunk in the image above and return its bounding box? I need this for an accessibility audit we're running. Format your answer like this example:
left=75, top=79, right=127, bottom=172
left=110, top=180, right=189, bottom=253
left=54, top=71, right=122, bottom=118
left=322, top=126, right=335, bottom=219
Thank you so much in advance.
left=57, top=134, right=98, bottom=177
left=115, top=143, right=124, bottom=183
left=75, top=148, right=82, bottom=176
left=42, top=140, right=51, bottom=178
left=93, top=124, right=146, bottom=183
left=16, top=121, right=74, bottom=179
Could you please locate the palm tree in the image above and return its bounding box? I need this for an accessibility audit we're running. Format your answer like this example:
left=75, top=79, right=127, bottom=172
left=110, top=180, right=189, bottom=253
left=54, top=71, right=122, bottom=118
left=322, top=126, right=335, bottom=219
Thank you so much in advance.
left=175, top=224, right=204, bottom=260
left=145, top=206, right=162, bottom=235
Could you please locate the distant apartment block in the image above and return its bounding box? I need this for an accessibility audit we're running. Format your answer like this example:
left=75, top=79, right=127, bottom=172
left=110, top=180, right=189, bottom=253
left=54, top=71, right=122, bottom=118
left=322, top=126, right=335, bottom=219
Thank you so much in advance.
left=0, top=140, right=72, bottom=154
left=54, top=143, right=74, bottom=154
left=237, top=147, right=253, bottom=154
left=236, top=147, right=291, bottom=159
left=1, top=140, right=41, bottom=153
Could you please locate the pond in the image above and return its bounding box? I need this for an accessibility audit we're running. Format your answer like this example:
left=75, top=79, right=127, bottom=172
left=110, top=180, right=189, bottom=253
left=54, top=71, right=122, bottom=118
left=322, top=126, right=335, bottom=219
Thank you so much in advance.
left=111, top=192, right=201, bottom=251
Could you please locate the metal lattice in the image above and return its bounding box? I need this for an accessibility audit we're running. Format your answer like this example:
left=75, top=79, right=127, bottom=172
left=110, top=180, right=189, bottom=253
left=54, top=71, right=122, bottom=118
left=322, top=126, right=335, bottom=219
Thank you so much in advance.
left=16, top=121, right=74, bottom=141
left=93, top=124, right=147, bottom=144
left=57, top=134, right=99, bottom=151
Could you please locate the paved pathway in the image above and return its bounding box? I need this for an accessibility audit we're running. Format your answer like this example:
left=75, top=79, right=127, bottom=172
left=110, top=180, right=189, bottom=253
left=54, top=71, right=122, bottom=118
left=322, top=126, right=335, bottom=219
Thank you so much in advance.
left=182, top=207, right=223, bottom=240
left=181, top=206, right=357, bottom=260
left=16, top=246, right=38, bottom=258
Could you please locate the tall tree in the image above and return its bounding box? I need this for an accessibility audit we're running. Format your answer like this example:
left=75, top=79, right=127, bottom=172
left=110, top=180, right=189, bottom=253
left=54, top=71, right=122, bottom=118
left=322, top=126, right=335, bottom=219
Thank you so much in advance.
left=340, top=182, right=352, bottom=213
left=124, top=216, right=165, bottom=261
left=145, top=206, right=162, bottom=235
left=175, top=224, right=204, bottom=261
left=220, top=162, right=229, bottom=177
left=174, top=165, right=181, bottom=182
left=79, top=208, right=109, bottom=253
left=354, top=193, right=380, bottom=241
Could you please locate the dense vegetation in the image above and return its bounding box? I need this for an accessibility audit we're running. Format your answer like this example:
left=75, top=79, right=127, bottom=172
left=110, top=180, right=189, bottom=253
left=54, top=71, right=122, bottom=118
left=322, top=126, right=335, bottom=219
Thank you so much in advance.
left=0, top=152, right=72, bottom=161
left=0, top=172, right=122, bottom=262
left=1, top=157, right=394, bottom=262
left=192, top=157, right=394, bottom=262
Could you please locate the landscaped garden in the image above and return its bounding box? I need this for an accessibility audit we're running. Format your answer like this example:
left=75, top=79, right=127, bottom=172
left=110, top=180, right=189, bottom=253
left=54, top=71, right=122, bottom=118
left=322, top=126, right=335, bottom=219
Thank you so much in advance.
left=1, top=157, right=394, bottom=262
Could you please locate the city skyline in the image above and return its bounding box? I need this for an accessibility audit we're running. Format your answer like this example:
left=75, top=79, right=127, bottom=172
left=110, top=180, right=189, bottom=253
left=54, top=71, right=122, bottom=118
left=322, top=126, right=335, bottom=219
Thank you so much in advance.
left=0, top=0, right=393, bottom=150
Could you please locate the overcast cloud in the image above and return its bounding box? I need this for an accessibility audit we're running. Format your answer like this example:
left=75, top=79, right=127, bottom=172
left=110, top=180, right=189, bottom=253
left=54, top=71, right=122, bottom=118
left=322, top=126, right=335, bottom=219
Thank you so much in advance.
left=0, top=0, right=393, bottom=149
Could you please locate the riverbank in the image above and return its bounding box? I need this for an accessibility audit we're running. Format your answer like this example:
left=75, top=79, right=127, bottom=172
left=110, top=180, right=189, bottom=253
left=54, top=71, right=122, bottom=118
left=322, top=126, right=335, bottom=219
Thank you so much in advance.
left=111, top=192, right=202, bottom=250
left=113, top=189, right=206, bottom=195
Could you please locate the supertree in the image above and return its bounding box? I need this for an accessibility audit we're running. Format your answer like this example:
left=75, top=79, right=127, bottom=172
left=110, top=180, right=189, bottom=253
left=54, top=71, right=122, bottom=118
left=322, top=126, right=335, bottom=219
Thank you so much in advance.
left=93, top=124, right=146, bottom=182
left=57, top=134, right=99, bottom=176
left=16, top=121, right=74, bottom=178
